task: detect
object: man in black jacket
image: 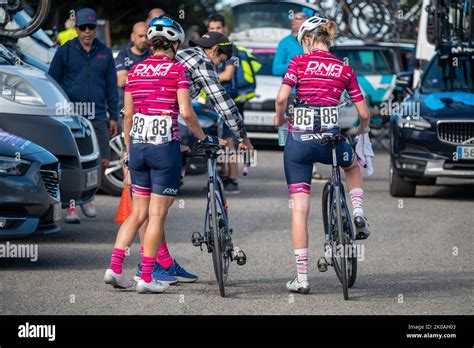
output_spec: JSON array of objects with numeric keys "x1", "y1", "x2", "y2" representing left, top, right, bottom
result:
[{"x1": 49, "y1": 8, "x2": 118, "y2": 223}]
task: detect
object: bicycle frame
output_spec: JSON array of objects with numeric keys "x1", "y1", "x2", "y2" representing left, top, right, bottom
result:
[{"x1": 202, "y1": 157, "x2": 229, "y2": 250}]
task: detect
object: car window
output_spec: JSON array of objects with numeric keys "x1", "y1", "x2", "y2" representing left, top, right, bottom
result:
[
  {"x1": 421, "y1": 55, "x2": 474, "y2": 92},
  {"x1": 331, "y1": 48, "x2": 392, "y2": 75},
  {"x1": 233, "y1": 2, "x2": 316, "y2": 32}
]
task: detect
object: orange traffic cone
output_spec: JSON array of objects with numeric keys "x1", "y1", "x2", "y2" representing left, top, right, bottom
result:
[{"x1": 114, "y1": 184, "x2": 133, "y2": 224}]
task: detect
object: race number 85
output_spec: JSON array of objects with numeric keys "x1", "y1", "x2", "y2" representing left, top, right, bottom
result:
[
  {"x1": 321, "y1": 108, "x2": 338, "y2": 124},
  {"x1": 295, "y1": 108, "x2": 313, "y2": 126}
]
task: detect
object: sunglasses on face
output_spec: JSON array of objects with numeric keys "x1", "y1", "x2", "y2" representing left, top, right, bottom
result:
[{"x1": 78, "y1": 24, "x2": 97, "y2": 31}]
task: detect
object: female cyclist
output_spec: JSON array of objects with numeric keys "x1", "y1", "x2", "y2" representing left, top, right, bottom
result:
[
  {"x1": 104, "y1": 16, "x2": 220, "y2": 293},
  {"x1": 274, "y1": 16, "x2": 372, "y2": 294}
]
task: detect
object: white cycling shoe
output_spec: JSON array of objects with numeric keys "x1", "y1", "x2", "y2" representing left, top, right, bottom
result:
[
  {"x1": 104, "y1": 269, "x2": 133, "y2": 289},
  {"x1": 286, "y1": 276, "x2": 310, "y2": 294},
  {"x1": 136, "y1": 279, "x2": 170, "y2": 294}
]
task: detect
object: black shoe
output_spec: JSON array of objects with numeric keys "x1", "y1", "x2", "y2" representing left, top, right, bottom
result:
[
  {"x1": 224, "y1": 180, "x2": 240, "y2": 194},
  {"x1": 354, "y1": 215, "x2": 371, "y2": 240}
]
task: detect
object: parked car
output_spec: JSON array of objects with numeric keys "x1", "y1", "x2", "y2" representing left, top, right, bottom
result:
[
  {"x1": 0, "y1": 44, "x2": 101, "y2": 208},
  {"x1": 0, "y1": 131, "x2": 61, "y2": 239},
  {"x1": 390, "y1": 50, "x2": 474, "y2": 197}
]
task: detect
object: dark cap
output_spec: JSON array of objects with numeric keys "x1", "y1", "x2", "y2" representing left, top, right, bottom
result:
[
  {"x1": 75, "y1": 8, "x2": 97, "y2": 27},
  {"x1": 189, "y1": 31, "x2": 233, "y2": 58}
]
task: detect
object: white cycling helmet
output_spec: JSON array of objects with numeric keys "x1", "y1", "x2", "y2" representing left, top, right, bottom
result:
[
  {"x1": 147, "y1": 16, "x2": 185, "y2": 44},
  {"x1": 296, "y1": 16, "x2": 330, "y2": 45}
]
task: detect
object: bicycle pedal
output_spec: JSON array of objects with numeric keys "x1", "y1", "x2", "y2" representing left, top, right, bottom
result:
[
  {"x1": 317, "y1": 257, "x2": 329, "y2": 272},
  {"x1": 191, "y1": 231, "x2": 203, "y2": 247},
  {"x1": 232, "y1": 247, "x2": 246, "y2": 266}
]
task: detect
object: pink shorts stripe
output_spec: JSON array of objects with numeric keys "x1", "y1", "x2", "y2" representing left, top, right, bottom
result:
[
  {"x1": 288, "y1": 183, "x2": 311, "y2": 195},
  {"x1": 132, "y1": 184, "x2": 151, "y2": 197}
]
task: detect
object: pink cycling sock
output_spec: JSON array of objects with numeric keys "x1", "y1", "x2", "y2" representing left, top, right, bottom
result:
[
  {"x1": 157, "y1": 242, "x2": 174, "y2": 269},
  {"x1": 141, "y1": 256, "x2": 155, "y2": 283},
  {"x1": 109, "y1": 247, "x2": 126, "y2": 274}
]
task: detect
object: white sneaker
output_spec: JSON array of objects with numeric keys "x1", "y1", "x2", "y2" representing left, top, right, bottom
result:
[
  {"x1": 286, "y1": 276, "x2": 310, "y2": 294},
  {"x1": 64, "y1": 207, "x2": 81, "y2": 224},
  {"x1": 80, "y1": 200, "x2": 97, "y2": 218},
  {"x1": 104, "y1": 269, "x2": 133, "y2": 289},
  {"x1": 136, "y1": 279, "x2": 170, "y2": 294}
]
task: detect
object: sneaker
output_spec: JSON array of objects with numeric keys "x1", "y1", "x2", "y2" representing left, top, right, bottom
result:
[
  {"x1": 224, "y1": 180, "x2": 240, "y2": 194},
  {"x1": 133, "y1": 263, "x2": 178, "y2": 285},
  {"x1": 286, "y1": 276, "x2": 310, "y2": 294},
  {"x1": 354, "y1": 214, "x2": 371, "y2": 240},
  {"x1": 64, "y1": 207, "x2": 80, "y2": 224},
  {"x1": 80, "y1": 200, "x2": 97, "y2": 218},
  {"x1": 136, "y1": 279, "x2": 169, "y2": 294},
  {"x1": 104, "y1": 269, "x2": 133, "y2": 289},
  {"x1": 166, "y1": 260, "x2": 198, "y2": 283}
]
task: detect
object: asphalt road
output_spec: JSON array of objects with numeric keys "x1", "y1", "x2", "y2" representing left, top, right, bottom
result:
[{"x1": 1, "y1": 149, "x2": 473, "y2": 315}]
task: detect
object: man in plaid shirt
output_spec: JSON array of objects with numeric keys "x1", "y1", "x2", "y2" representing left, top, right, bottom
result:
[{"x1": 175, "y1": 32, "x2": 253, "y2": 151}]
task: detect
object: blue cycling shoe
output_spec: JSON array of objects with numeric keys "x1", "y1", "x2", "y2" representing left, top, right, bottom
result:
[
  {"x1": 133, "y1": 263, "x2": 178, "y2": 285},
  {"x1": 166, "y1": 260, "x2": 198, "y2": 283}
]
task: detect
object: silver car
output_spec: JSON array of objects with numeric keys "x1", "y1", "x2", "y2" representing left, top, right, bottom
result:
[{"x1": 0, "y1": 45, "x2": 101, "y2": 209}]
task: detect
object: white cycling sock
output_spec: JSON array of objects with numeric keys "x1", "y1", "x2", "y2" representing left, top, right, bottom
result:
[
  {"x1": 294, "y1": 248, "x2": 308, "y2": 282},
  {"x1": 350, "y1": 188, "x2": 364, "y2": 217}
]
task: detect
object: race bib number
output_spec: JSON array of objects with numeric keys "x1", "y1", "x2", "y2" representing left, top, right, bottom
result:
[
  {"x1": 293, "y1": 107, "x2": 315, "y2": 131},
  {"x1": 130, "y1": 113, "x2": 173, "y2": 144},
  {"x1": 319, "y1": 107, "x2": 339, "y2": 130}
]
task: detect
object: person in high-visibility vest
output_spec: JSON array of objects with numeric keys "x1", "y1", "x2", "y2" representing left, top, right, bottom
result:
[{"x1": 57, "y1": 18, "x2": 78, "y2": 45}]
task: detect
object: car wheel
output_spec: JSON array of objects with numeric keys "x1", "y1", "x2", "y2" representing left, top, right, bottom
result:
[
  {"x1": 389, "y1": 160, "x2": 416, "y2": 197},
  {"x1": 101, "y1": 135, "x2": 125, "y2": 196}
]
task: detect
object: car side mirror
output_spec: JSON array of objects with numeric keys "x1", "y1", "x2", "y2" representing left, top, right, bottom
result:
[{"x1": 396, "y1": 71, "x2": 413, "y2": 96}]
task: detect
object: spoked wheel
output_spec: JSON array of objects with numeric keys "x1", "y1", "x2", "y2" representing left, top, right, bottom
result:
[
  {"x1": 337, "y1": 187, "x2": 357, "y2": 288},
  {"x1": 209, "y1": 181, "x2": 225, "y2": 297}
]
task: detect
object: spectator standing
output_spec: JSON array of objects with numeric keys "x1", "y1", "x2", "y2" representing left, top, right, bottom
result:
[{"x1": 49, "y1": 8, "x2": 119, "y2": 223}]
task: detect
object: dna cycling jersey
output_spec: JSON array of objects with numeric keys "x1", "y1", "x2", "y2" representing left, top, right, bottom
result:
[
  {"x1": 282, "y1": 49, "x2": 364, "y2": 133},
  {"x1": 125, "y1": 55, "x2": 191, "y2": 143}
]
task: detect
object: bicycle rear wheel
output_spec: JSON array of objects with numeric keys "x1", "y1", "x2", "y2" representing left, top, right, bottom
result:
[
  {"x1": 209, "y1": 180, "x2": 225, "y2": 297},
  {"x1": 334, "y1": 184, "x2": 349, "y2": 300}
]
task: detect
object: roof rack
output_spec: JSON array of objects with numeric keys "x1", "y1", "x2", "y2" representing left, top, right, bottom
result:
[{"x1": 430, "y1": 0, "x2": 474, "y2": 54}]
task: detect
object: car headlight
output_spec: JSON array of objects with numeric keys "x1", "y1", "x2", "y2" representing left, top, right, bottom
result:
[
  {"x1": 396, "y1": 115, "x2": 431, "y2": 130},
  {"x1": 0, "y1": 156, "x2": 31, "y2": 176},
  {"x1": 0, "y1": 72, "x2": 46, "y2": 106}
]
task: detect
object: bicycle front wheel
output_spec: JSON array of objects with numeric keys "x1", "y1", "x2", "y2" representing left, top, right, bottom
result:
[{"x1": 209, "y1": 181, "x2": 225, "y2": 297}]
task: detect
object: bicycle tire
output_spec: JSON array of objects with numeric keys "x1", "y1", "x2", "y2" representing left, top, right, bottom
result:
[
  {"x1": 209, "y1": 180, "x2": 225, "y2": 297},
  {"x1": 323, "y1": 180, "x2": 357, "y2": 293},
  {"x1": 216, "y1": 178, "x2": 231, "y2": 282},
  {"x1": 334, "y1": 183, "x2": 349, "y2": 300},
  {"x1": 340, "y1": 185, "x2": 358, "y2": 288},
  {"x1": 0, "y1": 0, "x2": 51, "y2": 39}
]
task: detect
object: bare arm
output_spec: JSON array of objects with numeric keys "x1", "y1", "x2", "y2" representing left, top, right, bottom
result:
[
  {"x1": 123, "y1": 92, "x2": 134, "y2": 152},
  {"x1": 274, "y1": 84, "x2": 292, "y2": 127},
  {"x1": 219, "y1": 64, "x2": 235, "y2": 83},
  {"x1": 353, "y1": 100, "x2": 371, "y2": 133},
  {"x1": 117, "y1": 70, "x2": 128, "y2": 88},
  {"x1": 177, "y1": 89, "x2": 206, "y2": 141}
]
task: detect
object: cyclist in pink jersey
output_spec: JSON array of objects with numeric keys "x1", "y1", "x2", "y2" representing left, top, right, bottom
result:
[
  {"x1": 104, "y1": 16, "x2": 222, "y2": 293},
  {"x1": 274, "y1": 17, "x2": 372, "y2": 294}
]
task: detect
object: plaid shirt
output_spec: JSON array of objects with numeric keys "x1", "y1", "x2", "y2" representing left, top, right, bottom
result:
[{"x1": 175, "y1": 47, "x2": 247, "y2": 139}]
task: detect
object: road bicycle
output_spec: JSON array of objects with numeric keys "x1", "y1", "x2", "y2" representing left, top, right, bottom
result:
[
  {"x1": 317, "y1": 134, "x2": 359, "y2": 300},
  {"x1": 189, "y1": 142, "x2": 249, "y2": 297}
]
